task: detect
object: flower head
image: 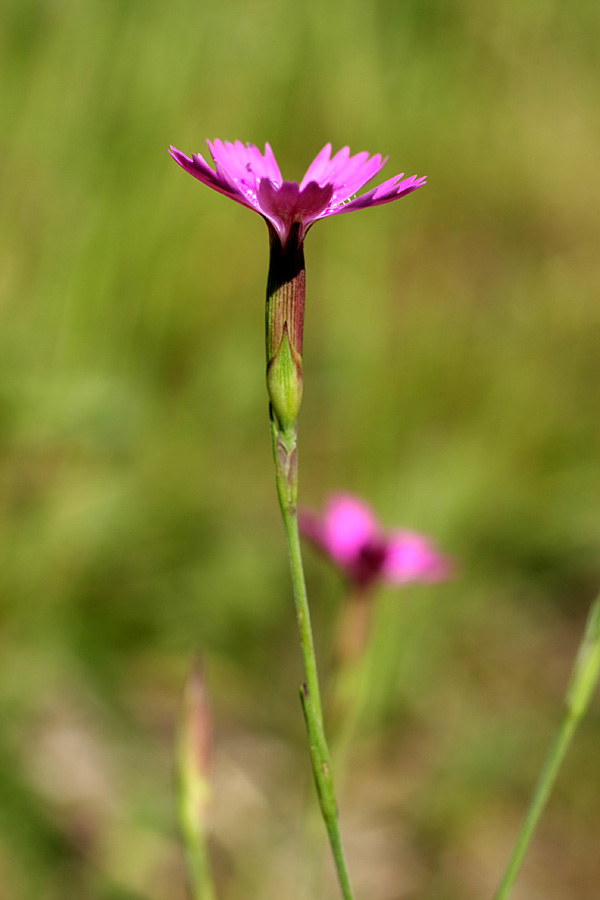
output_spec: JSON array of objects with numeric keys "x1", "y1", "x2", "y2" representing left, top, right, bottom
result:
[
  {"x1": 300, "y1": 493, "x2": 450, "y2": 591},
  {"x1": 169, "y1": 140, "x2": 426, "y2": 246},
  {"x1": 170, "y1": 140, "x2": 426, "y2": 435}
]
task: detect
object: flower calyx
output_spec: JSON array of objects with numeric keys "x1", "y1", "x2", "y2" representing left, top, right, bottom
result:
[{"x1": 267, "y1": 321, "x2": 303, "y2": 433}]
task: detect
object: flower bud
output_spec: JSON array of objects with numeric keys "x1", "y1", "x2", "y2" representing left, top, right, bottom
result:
[{"x1": 267, "y1": 323, "x2": 303, "y2": 431}]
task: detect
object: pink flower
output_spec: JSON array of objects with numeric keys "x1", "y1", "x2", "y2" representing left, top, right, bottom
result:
[
  {"x1": 300, "y1": 494, "x2": 450, "y2": 590},
  {"x1": 169, "y1": 140, "x2": 426, "y2": 433},
  {"x1": 169, "y1": 140, "x2": 426, "y2": 246}
]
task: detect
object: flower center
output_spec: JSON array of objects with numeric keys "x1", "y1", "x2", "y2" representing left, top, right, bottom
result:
[{"x1": 351, "y1": 540, "x2": 387, "y2": 587}]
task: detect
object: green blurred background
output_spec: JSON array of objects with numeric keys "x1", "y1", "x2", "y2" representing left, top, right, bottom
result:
[{"x1": 1, "y1": 0, "x2": 599, "y2": 897}]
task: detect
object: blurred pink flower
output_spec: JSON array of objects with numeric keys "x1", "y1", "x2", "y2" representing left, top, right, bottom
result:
[
  {"x1": 169, "y1": 140, "x2": 426, "y2": 246},
  {"x1": 300, "y1": 494, "x2": 450, "y2": 590}
]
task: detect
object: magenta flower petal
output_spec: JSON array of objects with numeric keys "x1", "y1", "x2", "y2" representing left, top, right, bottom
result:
[
  {"x1": 257, "y1": 179, "x2": 334, "y2": 241},
  {"x1": 329, "y1": 153, "x2": 387, "y2": 204},
  {"x1": 329, "y1": 173, "x2": 427, "y2": 216},
  {"x1": 207, "y1": 139, "x2": 263, "y2": 206},
  {"x1": 300, "y1": 144, "x2": 384, "y2": 187},
  {"x1": 322, "y1": 494, "x2": 379, "y2": 566},
  {"x1": 382, "y1": 531, "x2": 451, "y2": 584},
  {"x1": 208, "y1": 139, "x2": 283, "y2": 191},
  {"x1": 168, "y1": 146, "x2": 256, "y2": 210},
  {"x1": 258, "y1": 179, "x2": 300, "y2": 219},
  {"x1": 296, "y1": 181, "x2": 336, "y2": 218},
  {"x1": 298, "y1": 143, "x2": 333, "y2": 188},
  {"x1": 247, "y1": 142, "x2": 283, "y2": 184},
  {"x1": 300, "y1": 145, "x2": 387, "y2": 206}
]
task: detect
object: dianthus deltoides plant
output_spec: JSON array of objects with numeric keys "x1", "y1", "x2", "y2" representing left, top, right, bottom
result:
[{"x1": 170, "y1": 140, "x2": 600, "y2": 900}]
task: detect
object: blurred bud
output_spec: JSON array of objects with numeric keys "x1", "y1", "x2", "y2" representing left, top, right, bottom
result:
[
  {"x1": 177, "y1": 660, "x2": 213, "y2": 837},
  {"x1": 567, "y1": 599, "x2": 600, "y2": 718}
]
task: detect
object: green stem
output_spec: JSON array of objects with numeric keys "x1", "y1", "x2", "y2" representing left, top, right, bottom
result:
[
  {"x1": 176, "y1": 664, "x2": 217, "y2": 900},
  {"x1": 300, "y1": 683, "x2": 356, "y2": 900},
  {"x1": 176, "y1": 748, "x2": 217, "y2": 900},
  {"x1": 180, "y1": 826, "x2": 216, "y2": 900},
  {"x1": 270, "y1": 415, "x2": 356, "y2": 900},
  {"x1": 494, "y1": 597, "x2": 600, "y2": 900}
]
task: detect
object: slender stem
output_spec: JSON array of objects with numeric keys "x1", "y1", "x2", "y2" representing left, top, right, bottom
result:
[
  {"x1": 176, "y1": 663, "x2": 217, "y2": 900},
  {"x1": 179, "y1": 819, "x2": 217, "y2": 900},
  {"x1": 176, "y1": 739, "x2": 217, "y2": 900},
  {"x1": 270, "y1": 415, "x2": 356, "y2": 900},
  {"x1": 271, "y1": 421, "x2": 323, "y2": 721},
  {"x1": 300, "y1": 683, "x2": 356, "y2": 900},
  {"x1": 494, "y1": 597, "x2": 600, "y2": 900}
]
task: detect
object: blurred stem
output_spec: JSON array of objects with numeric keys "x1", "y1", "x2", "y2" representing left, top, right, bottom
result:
[
  {"x1": 336, "y1": 587, "x2": 375, "y2": 672},
  {"x1": 176, "y1": 750, "x2": 217, "y2": 900},
  {"x1": 494, "y1": 597, "x2": 600, "y2": 900},
  {"x1": 270, "y1": 415, "x2": 356, "y2": 900},
  {"x1": 179, "y1": 822, "x2": 216, "y2": 900},
  {"x1": 328, "y1": 587, "x2": 377, "y2": 776}
]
